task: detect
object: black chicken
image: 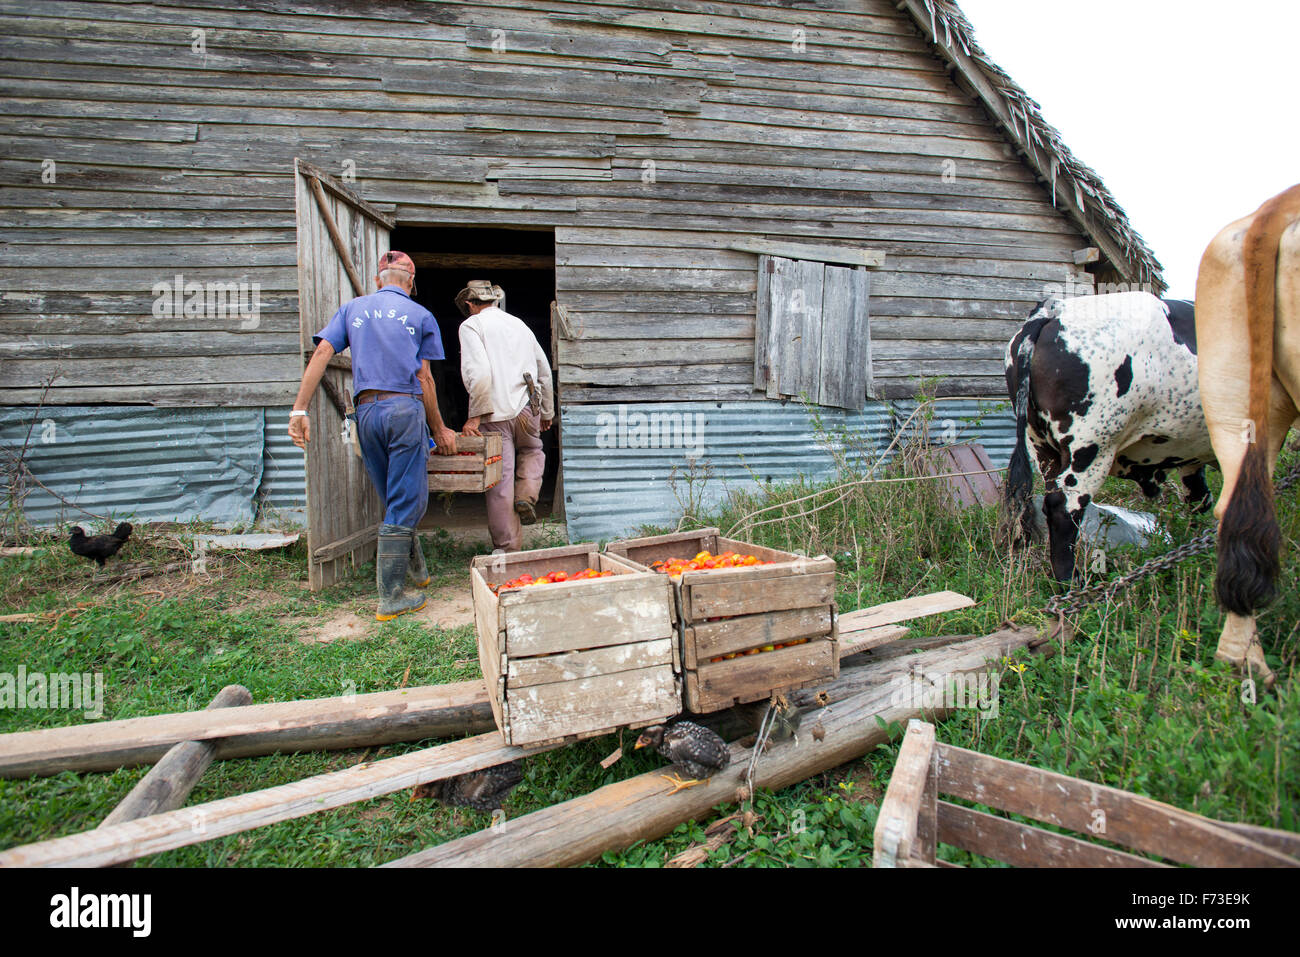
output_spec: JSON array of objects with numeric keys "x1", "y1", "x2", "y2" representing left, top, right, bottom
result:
[
  {"x1": 635, "y1": 721, "x2": 731, "y2": 794},
  {"x1": 412, "y1": 761, "x2": 524, "y2": 811},
  {"x1": 68, "y1": 522, "x2": 133, "y2": 566}
]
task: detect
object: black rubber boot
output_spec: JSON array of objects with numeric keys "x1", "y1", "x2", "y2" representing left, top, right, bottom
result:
[
  {"x1": 408, "y1": 530, "x2": 430, "y2": 588},
  {"x1": 376, "y1": 524, "x2": 427, "y2": 621}
]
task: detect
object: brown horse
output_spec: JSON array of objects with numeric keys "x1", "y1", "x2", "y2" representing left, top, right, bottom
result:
[{"x1": 1196, "y1": 184, "x2": 1300, "y2": 686}]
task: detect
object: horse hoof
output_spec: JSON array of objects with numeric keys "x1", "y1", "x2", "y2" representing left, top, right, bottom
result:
[{"x1": 1214, "y1": 614, "x2": 1276, "y2": 689}]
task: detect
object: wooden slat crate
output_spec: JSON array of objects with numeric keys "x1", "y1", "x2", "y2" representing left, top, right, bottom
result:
[
  {"x1": 874, "y1": 720, "x2": 1300, "y2": 868},
  {"x1": 606, "y1": 528, "x2": 837, "y2": 713},
  {"x1": 428, "y1": 433, "x2": 503, "y2": 493},
  {"x1": 470, "y1": 542, "x2": 681, "y2": 747}
]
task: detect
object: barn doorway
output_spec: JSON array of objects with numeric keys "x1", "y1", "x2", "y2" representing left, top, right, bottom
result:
[{"x1": 387, "y1": 225, "x2": 560, "y2": 536}]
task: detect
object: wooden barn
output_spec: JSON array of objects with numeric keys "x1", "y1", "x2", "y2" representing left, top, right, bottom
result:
[{"x1": 0, "y1": 0, "x2": 1163, "y2": 577}]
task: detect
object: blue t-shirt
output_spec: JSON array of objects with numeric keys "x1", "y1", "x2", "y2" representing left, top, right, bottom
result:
[{"x1": 312, "y1": 286, "x2": 445, "y2": 397}]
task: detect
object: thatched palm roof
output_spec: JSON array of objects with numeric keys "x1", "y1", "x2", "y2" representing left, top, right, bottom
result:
[{"x1": 901, "y1": 0, "x2": 1165, "y2": 293}]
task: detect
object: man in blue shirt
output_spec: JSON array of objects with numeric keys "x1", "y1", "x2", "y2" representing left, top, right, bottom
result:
[{"x1": 289, "y1": 250, "x2": 457, "y2": 621}]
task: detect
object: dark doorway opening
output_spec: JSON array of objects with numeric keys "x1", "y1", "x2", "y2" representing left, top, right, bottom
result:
[{"x1": 388, "y1": 224, "x2": 559, "y2": 534}]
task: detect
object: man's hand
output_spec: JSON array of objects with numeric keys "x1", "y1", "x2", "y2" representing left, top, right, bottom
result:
[
  {"x1": 463, "y1": 416, "x2": 483, "y2": 437},
  {"x1": 541, "y1": 418, "x2": 553, "y2": 431},
  {"x1": 433, "y1": 425, "x2": 458, "y2": 456},
  {"x1": 288, "y1": 341, "x2": 334, "y2": 449},
  {"x1": 289, "y1": 413, "x2": 311, "y2": 449}
]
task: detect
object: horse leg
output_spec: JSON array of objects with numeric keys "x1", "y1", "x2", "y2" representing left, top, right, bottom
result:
[
  {"x1": 1046, "y1": 440, "x2": 1123, "y2": 583},
  {"x1": 1197, "y1": 217, "x2": 1276, "y2": 685},
  {"x1": 1215, "y1": 614, "x2": 1273, "y2": 689},
  {"x1": 1038, "y1": 438, "x2": 1079, "y2": 582},
  {"x1": 1042, "y1": 486, "x2": 1078, "y2": 583}
]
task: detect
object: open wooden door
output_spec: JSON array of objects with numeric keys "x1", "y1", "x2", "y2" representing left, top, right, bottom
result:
[
  {"x1": 294, "y1": 158, "x2": 395, "y2": 590},
  {"x1": 549, "y1": 300, "x2": 571, "y2": 521}
]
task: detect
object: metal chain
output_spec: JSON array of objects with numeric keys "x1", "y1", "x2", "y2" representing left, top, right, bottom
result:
[{"x1": 1041, "y1": 456, "x2": 1300, "y2": 618}]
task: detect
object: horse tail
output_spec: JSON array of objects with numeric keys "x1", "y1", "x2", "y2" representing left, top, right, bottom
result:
[
  {"x1": 1215, "y1": 184, "x2": 1300, "y2": 614},
  {"x1": 1004, "y1": 303, "x2": 1057, "y2": 546}
]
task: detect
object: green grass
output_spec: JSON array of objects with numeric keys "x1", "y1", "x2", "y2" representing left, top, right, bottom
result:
[{"x1": 1, "y1": 421, "x2": 1297, "y2": 867}]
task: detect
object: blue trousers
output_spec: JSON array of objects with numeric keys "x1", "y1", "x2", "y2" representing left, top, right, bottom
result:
[{"x1": 355, "y1": 396, "x2": 429, "y2": 528}]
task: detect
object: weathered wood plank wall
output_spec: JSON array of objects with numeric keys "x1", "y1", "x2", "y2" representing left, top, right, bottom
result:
[{"x1": 0, "y1": 0, "x2": 1097, "y2": 406}]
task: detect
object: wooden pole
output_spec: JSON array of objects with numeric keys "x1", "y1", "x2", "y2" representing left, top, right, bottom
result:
[
  {"x1": 99, "y1": 685, "x2": 252, "y2": 829},
  {"x1": 0, "y1": 732, "x2": 555, "y2": 868},
  {"x1": 383, "y1": 626, "x2": 1039, "y2": 868},
  {"x1": 0, "y1": 681, "x2": 495, "y2": 778},
  {"x1": 307, "y1": 173, "x2": 366, "y2": 297},
  {"x1": 792, "y1": 623, "x2": 1035, "y2": 708},
  {"x1": 318, "y1": 373, "x2": 351, "y2": 420}
]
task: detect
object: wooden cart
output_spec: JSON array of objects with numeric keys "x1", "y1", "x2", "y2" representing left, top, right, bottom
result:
[
  {"x1": 606, "y1": 528, "x2": 837, "y2": 713},
  {"x1": 874, "y1": 720, "x2": 1300, "y2": 868},
  {"x1": 470, "y1": 543, "x2": 681, "y2": 747},
  {"x1": 428, "y1": 433, "x2": 503, "y2": 493}
]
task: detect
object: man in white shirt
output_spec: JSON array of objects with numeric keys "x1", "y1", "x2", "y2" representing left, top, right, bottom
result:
[{"x1": 456, "y1": 280, "x2": 555, "y2": 551}]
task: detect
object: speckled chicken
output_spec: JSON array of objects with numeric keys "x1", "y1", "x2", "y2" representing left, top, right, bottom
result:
[
  {"x1": 412, "y1": 761, "x2": 523, "y2": 811},
  {"x1": 635, "y1": 721, "x2": 731, "y2": 794}
]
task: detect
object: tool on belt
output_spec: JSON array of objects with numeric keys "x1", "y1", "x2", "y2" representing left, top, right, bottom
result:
[
  {"x1": 522, "y1": 372, "x2": 542, "y2": 416},
  {"x1": 317, "y1": 371, "x2": 364, "y2": 460},
  {"x1": 343, "y1": 390, "x2": 362, "y2": 460}
]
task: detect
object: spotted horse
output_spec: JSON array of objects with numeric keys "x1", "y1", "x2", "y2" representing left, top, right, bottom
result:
[{"x1": 1005, "y1": 291, "x2": 1216, "y2": 581}]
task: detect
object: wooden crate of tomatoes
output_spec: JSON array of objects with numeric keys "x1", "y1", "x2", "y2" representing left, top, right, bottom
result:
[
  {"x1": 427, "y1": 433, "x2": 503, "y2": 493},
  {"x1": 470, "y1": 542, "x2": 681, "y2": 747},
  {"x1": 606, "y1": 528, "x2": 837, "y2": 713}
]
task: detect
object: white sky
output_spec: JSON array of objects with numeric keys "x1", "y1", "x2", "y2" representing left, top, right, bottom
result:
[{"x1": 955, "y1": 0, "x2": 1299, "y2": 299}]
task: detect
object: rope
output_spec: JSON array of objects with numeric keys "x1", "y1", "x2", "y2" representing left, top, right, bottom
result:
[
  {"x1": 727, "y1": 466, "x2": 1004, "y2": 539},
  {"x1": 724, "y1": 400, "x2": 984, "y2": 539},
  {"x1": 743, "y1": 699, "x2": 778, "y2": 805}
]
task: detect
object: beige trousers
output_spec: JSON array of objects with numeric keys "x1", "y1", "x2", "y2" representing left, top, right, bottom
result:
[{"x1": 481, "y1": 409, "x2": 545, "y2": 551}]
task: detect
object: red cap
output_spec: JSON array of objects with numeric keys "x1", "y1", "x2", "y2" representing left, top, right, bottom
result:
[{"x1": 377, "y1": 250, "x2": 415, "y2": 275}]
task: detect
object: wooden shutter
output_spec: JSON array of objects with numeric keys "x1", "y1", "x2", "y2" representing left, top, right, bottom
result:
[
  {"x1": 822, "y1": 263, "x2": 873, "y2": 409},
  {"x1": 755, "y1": 255, "x2": 872, "y2": 410},
  {"x1": 294, "y1": 158, "x2": 395, "y2": 590}
]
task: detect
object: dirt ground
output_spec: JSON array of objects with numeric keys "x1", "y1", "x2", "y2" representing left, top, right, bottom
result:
[
  {"x1": 299, "y1": 577, "x2": 476, "y2": 644},
  {"x1": 292, "y1": 514, "x2": 563, "y2": 644}
]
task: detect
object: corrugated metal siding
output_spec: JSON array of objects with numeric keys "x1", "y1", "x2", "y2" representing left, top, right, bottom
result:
[
  {"x1": 259, "y1": 408, "x2": 307, "y2": 521},
  {"x1": 0, "y1": 406, "x2": 265, "y2": 527},
  {"x1": 890, "y1": 399, "x2": 1017, "y2": 469},
  {"x1": 2, "y1": 400, "x2": 1009, "y2": 539},
  {"x1": 561, "y1": 400, "x2": 895, "y2": 543},
  {"x1": 560, "y1": 398, "x2": 1016, "y2": 542}
]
